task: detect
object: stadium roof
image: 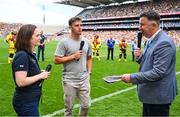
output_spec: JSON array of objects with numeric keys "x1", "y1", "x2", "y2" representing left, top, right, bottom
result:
[{"x1": 54, "y1": 0, "x2": 138, "y2": 8}]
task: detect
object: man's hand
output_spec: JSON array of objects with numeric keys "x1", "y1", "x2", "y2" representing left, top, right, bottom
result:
[
  {"x1": 73, "y1": 50, "x2": 83, "y2": 60},
  {"x1": 134, "y1": 48, "x2": 142, "y2": 58},
  {"x1": 121, "y1": 74, "x2": 131, "y2": 83}
]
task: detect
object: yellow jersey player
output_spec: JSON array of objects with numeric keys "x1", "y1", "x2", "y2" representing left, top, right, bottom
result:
[
  {"x1": 6, "y1": 31, "x2": 17, "y2": 63},
  {"x1": 92, "y1": 35, "x2": 101, "y2": 60},
  {"x1": 119, "y1": 38, "x2": 128, "y2": 62}
]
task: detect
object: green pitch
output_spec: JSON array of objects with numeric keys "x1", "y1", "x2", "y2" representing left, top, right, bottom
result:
[{"x1": 0, "y1": 38, "x2": 180, "y2": 116}]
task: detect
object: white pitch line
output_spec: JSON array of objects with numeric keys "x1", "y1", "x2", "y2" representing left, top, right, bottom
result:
[
  {"x1": 43, "y1": 71, "x2": 180, "y2": 117},
  {"x1": 42, "y1": 86, "x2": 136, "y2": 117}
]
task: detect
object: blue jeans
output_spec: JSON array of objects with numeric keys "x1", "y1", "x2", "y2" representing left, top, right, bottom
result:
[
  {"x1": 37, "y1": 46, "x2": 45, "y2": 61},
  {"x1": 13, "y1": 91, "x2": 41, "y2": 116}
]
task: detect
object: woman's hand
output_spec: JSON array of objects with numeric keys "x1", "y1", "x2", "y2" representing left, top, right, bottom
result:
[{"x1": 39, "y1": 71, "x2": 50, "y2": 80}]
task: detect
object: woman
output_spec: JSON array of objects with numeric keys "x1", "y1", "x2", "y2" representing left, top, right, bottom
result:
[{"x1": 12, "y1": 24, "x2": 49, "y2": 116}]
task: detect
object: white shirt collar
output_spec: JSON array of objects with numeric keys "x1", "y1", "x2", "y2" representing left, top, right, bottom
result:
[{"x1": 148, "y1": 29, "x2": 161, "y2": 44}]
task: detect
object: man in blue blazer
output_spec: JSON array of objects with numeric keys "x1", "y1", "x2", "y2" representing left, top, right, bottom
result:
[{"x1": 121, "y1": 11, "x2": 178, "y2": 116}]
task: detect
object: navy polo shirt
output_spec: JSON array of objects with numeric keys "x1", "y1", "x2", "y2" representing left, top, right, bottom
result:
[{"x1": 12, "y1": 50, "x2": 42, "y2": 93}]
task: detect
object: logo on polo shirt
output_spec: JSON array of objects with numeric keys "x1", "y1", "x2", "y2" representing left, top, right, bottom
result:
[{"x1": 20, "y1": 65, "x2": 24, "y2": 68}]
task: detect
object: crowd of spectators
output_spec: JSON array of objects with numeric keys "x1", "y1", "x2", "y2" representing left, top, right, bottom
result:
[
  {"x1": 83, "y1": 23, "x2": 138, "y2": 29},
  {"x1": 0, "y1": 22, "x2": 179, "y2": 45},
  {"x1": 82, "y1": 21, "x2": 179, "y2": 30},
  {"x1": 162, "y1": 22, "x2": 180, "y2": 29},
  {"x1": 167, "y1": 30, "x2": 180, "y2": 45},
  {"x1": 78, "y1": 0, "x2": 180, "y2": 19},
  {"x1": 81, "y1": 30, "x2": 180, "y2": 45},
  {"x1": 1, "y1": 22, "x2": 179, "y2": 45},
  {"x1": 82, "y1": 30, "x2": 136, "y2": 43},
  {"x1": 55, "y1": 30, "x2": 179, "y2": 46},
  {"x1": 0, "y1": 22, "x2": 22, "y2": 38}
]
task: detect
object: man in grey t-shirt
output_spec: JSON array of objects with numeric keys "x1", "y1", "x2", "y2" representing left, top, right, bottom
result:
[{"x1": 54, "y1": 17, "x2": 92, "y2": 117}]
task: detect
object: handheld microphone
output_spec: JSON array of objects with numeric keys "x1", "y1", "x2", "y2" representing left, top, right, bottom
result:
[
  {"x1": 40, "y1": 64, "x2": 52, "y2": 86},
  {"x1": 79, "y1": 41, "x2": 85, "y2": 50},
  {"x1": 77, "y1": 41, "x2": 85, "y2": 61},
  {"x1": 45, "y1": 64, "x2": 52, "y2": 72},
  {"x1": 137, "y1": 32, "x2": 142, "y2": 48}
]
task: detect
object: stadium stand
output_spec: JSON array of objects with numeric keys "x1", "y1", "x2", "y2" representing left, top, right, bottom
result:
[
  {"x1": 55, "y1": 0, "x2": 180, "y2": 45},
  {"x1": 77, "y1": 0, "x2": 179, "y2": 19},
  {"x1": 1, "y1": 0, "x2": 179, "y2": 45}
]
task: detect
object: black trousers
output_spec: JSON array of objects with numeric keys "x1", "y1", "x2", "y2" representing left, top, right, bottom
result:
[
  {"x1": 143, "y1": 103, "x2": 171, "y2": 117},
  {"x1": 119, "y1": 49, "x2": 127, "y2": 59},
  {"x1": 107, "y1": 48, "x2": 114, "y2": 60},
  {"x1": 132, "y1": 52, "x2": 135, "y2": 62}
]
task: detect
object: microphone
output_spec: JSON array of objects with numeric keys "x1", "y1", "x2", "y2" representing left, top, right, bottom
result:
[
  {"x1": 45, "y1": 64, "x2": 52, "y2": 72},
  {"x1": 79, "y1": 41, "x2": 85, "y2": 50},
  {"x1": 41, "y1": 64, "x2": 52, "y2": 83},
  {"x1": 77, "y1": 41, "x2": 85, "y2": 61},
  {"x1": 137, "y1": 32, "x2": 142, "y2": 48}
]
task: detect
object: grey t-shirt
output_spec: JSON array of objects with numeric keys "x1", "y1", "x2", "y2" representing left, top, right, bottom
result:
[{"x1": 55, "y1": 37, "x2": 92, "y2": 82}]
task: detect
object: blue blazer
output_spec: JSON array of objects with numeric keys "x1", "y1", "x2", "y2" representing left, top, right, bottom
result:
[{"x1": 131, "y1": 30, "x2": 178, "y2": 104}]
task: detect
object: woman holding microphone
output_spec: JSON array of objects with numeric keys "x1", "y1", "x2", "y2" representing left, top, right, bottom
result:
[{"x1": 12, "y1": 24, "x2": 50, "y2": 116}]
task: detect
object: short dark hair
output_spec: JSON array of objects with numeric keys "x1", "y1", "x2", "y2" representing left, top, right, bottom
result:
[
  {"x1": 15, "y1": 24, "x2": 37, "y2": 52},
  {"x1": 68, "y1": 16, "x2": 82, "y2": 26},
  {"x1": 140, "y1": 11, "x2": 160, "y2": 25}
]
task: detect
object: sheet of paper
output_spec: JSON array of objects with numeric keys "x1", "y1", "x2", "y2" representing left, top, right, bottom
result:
[{"x1": 103, "y1": 75, "x2": 122, "y2": 83}]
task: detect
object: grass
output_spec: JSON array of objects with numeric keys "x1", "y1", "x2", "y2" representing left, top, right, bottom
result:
[{"x1": 0, "y1": 38, "x2": 180, "y2": 116}]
